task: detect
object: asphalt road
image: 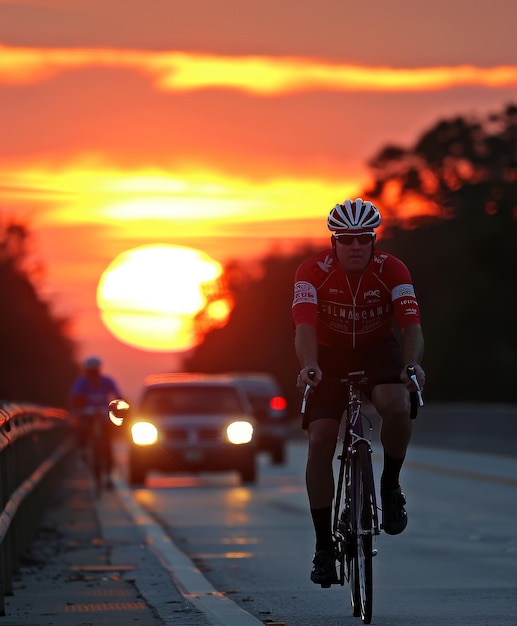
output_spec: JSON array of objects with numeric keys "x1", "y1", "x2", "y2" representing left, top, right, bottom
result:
[{"x1": 110, "y1": 403, "x2": 517, "y2": 626}]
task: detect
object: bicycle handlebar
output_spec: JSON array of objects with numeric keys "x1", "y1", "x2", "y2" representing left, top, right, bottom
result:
[{"x1": 301, "y1": 366, "x2": 424, "y2": 417}]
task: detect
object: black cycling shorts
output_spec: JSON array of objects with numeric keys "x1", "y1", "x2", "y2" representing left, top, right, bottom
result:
[{"x1": 301, "y1": 334, "x2": 404, "y2": 430}]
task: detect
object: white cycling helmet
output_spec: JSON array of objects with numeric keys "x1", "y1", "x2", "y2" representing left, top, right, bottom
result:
[{"x1": 327, "y1": 198, "x2": 382, "y2": 232}]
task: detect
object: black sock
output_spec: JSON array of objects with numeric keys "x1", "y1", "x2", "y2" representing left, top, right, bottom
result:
[
  {"x1": 381, "y1": 452, "x2": 404, "y2": 491},
  {"x1": 310, "y1": 506, "x2": 333, "y2": 551}
]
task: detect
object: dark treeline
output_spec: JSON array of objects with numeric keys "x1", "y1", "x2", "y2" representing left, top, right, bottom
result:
[
  {"x1": 186, "y1": 104, "x2": 517, "y2": 410},
  {"x1": 0, "y1": 222, "x2": 78, "y2": 406}
]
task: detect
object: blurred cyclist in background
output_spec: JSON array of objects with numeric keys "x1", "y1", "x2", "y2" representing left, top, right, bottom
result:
[
  {"x1": 69, "y1": 356, "x2": 125, "y2": 489},
  {"x1": 292, "y1": 198, "x2": 425, "y2": 587}
]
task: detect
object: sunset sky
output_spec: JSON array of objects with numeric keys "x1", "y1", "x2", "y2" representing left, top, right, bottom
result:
[{"x1": 1, "y1": 0, "x2": 516, "y2": 398}]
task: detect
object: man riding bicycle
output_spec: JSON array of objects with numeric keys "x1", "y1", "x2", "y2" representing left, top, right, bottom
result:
[
  {"x1": 292, "y1": 198, "x2": 425, "y2": 587},
  {"x1": 69, "y1": 356, "x2": 125, "y2": 489}
]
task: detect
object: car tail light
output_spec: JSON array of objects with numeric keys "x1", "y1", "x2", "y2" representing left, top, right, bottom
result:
[{"x1": 269, "y1": 396, "x2": 287, "y2": 411}]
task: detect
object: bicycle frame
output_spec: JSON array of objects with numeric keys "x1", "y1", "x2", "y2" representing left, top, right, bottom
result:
[
  {"x1": 83, "y1": 407, "x2": 112, "y2": 497},
  {"x1": 333, "y1": 370, "x2": 379, "y2": 536}
]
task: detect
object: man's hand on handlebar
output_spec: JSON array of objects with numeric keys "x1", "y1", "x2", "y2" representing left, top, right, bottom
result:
[
  {"x1": 403, "y1": 364, "x2": 425, "y2": 407},
  {"x1": 401, "y1": 364, "x2": 425, "y2": 392},
  {"x1": 297, "y1": 365, "x2": 322, "y2": 391},
  {"x1": 300, "y1": 367, "x2": 320, "y2": 415}
]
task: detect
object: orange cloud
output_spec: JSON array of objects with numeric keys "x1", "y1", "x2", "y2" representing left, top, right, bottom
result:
[
  {"x1": 2, "y1": 161, "x2": 363, "y2": 235},
  {"x1": 1, "y1": 44, "x2": 516, "y2": 94}
]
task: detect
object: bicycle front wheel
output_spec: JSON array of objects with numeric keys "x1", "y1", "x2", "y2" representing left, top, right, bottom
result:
[{"x1": 349, "y1": 441, "x2": 375, "y2": 624}]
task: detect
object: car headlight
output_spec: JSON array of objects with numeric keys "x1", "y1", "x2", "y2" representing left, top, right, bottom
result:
[
  {"x1": 226, "y1": 421, "x2": 254, "y2": 445},
  {"x1": 131, "y1": 421, "x2": 158, "y2": 446}
]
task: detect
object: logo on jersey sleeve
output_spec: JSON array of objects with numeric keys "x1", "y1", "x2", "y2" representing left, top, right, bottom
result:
[
  {"x1": 391, "y1": 283, "x2": 420, "y2": 323},
  {"x1": 293, "y1": 281, "x2": 317, "y2": 307},
  {"x1": 391, "y1": 284, "x2": 416, "y2": 300}
]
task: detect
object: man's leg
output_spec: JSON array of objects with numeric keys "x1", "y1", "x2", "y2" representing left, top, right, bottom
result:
[
  {"x1": 372, "y1": 383, "x2": 412, "y2": 535},
  {"x1": 306, "y1": 418, "x2": 339, "y2": 585},
  {"x1": 306, "y1": 418, "x2": 339, "y2": 510}
]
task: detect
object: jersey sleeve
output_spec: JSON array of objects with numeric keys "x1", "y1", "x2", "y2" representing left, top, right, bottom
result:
[
  {"x1": 387, "y1": 258, "x2": 421, "y2": 328},
  {"x1": 292, "y1": 264, "x2": 318, "y2": 328}
]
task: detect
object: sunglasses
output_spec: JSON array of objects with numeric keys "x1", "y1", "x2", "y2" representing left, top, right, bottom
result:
[{"x1": 334, "y1": 234, "x2": 375, "y2": 246}]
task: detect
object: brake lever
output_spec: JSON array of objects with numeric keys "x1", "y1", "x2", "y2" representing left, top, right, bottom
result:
[
  {"x1": 407, "y1": 365, "x2": 424, "y2": 407},
  {"x1": 301, "y1": 369, "x2": 316, "y2": 415}
]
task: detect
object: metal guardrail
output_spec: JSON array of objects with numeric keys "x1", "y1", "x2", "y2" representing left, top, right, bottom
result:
[{"x1": 0, "y1": 402, "x2": 75, "y2": 616}]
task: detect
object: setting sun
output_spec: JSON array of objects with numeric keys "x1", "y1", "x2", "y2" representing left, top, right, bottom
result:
[{"x1": 96, "y1": 244, "x2": 232, "y2": 352}]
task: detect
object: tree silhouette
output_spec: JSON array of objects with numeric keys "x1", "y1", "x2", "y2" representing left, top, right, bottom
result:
[
  {"x1": 366, "y1": 104, "x2": 517, "y2": 225},
  {"x1": 367, "y1": 103, "x2": 517, "y2": 401},
  {"x1": 186, "y1": 103, "x2": 517, "y2": 404},
  {"x1": 0, "y1": 218, "x2": 79, "y2": 405}
]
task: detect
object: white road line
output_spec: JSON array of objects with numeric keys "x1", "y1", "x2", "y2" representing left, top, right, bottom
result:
[{"x1": 112, "y1": 475, "x2": 265, "y2": 626}]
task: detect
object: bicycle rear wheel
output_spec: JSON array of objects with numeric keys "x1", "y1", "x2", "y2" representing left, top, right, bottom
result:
[{"x1": 349, "y1": 441, "x2": 375, "y2": 624}]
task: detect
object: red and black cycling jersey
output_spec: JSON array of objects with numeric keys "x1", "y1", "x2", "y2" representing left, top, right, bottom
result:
[{"x1": 292, "y1": 248, "x2": 421, "y2": 349}]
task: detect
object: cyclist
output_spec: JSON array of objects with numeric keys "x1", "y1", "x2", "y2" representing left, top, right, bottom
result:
[
  {"x1": 292, "y1": 198, "x2": 425, "y2": 587},
  {"x1": 69, "y1": 356, "x2": 125, "y2": 489}
]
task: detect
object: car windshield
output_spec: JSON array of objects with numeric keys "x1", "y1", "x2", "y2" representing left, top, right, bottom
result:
[{"x1": 140, "y1": 385, "x2": 244, "y2": 415}]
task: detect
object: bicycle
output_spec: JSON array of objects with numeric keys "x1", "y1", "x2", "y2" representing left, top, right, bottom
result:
[
  {"x1": 79, "y1": 399, "x2": 129, "y2": 498},
  {"x1": 302, "y1": 366, "x2": 423, "y2": 624}
]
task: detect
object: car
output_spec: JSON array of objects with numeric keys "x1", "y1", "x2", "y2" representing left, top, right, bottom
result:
[
  {"x1": 127, "y1": 373, "x2": 257, "y2": 486},
  {"x1": 226, "y1": 372, "x2": 289, "y2": 464}
]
